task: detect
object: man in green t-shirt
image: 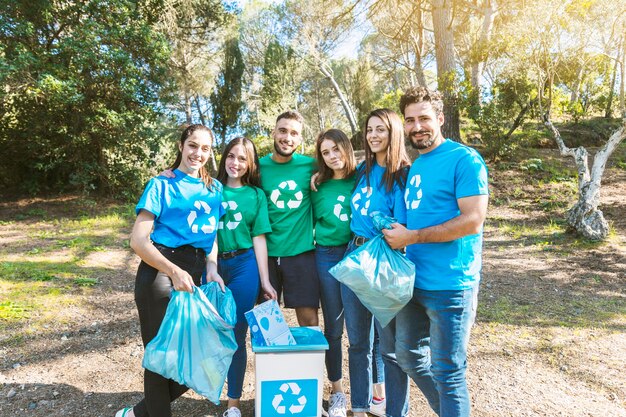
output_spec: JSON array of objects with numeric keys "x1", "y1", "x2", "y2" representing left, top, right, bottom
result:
[{"x1": 259, "y1": 110, "x2": 319, "y2": 326}]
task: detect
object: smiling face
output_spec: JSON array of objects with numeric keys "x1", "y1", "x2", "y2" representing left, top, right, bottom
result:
[
  {"x1": 224, "y1": 144, "x2": 248, "y2": 181},
  {"x1": 177, "y1": 130, "x2": 212, "y2": 176},
  {"x1": 403, "y1": 101, "x2": 444, "y2": 153},
  {"x1": 366, "y1": 116, "x2": 390, "y2": 157},
  {"x1": 272, "y1": 117, "x2": 303, "y2": 159},
  {"x1": 320, "y1": 138, "x2": 346, "y2": 176}
]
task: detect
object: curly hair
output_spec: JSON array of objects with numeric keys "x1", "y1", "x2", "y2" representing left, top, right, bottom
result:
[{"x1": 399, "y1": 86, "x2": 444, "y2": 116}]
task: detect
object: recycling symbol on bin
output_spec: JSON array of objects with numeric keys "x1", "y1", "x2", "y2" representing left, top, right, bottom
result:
[
  {"x1": 187, "y1": 200, "x2": 217, "y2": 234},
  {"x1": 404, "y1": 174, "x2": 422, "y2": 210},
  {"x1": 270, "y1": 180, "x2": 303, "y2": 209},
  {"x1": 351, "y1": 186, "x2": 372, "y2": 216},
  {"x1": 272, "y1": 382, "x2": 307, "y2": 414},
  {"x1": 219, "y1": 200, "x2": 242, "y2": 230}
]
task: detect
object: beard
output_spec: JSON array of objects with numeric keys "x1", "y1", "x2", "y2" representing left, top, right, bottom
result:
[
  {"x1": 274, "y1": 140, "x2": 296, "y2": 157},
  {"x1": 408, "y1": 131, "x2": 436, "y2": 150}
]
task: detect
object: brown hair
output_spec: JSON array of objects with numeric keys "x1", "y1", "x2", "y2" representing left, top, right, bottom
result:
[
  {"x1": 169, "y1": 124, "x2": 215, "y2": 189},
  {"x1": 361, "y1": 108, "x2": 410, "y2": 192},
  {"x1": 399, "y1": 86, "x2": 444, "y2": 117},
  {"x1": 276, "y1": 110, "x2": 304, "y2": 125},
  {"x1": 314, "y1": 129, "x2": 357, "y2": 184},
  {"x1": 216, "y1": 137, "x2": 262, "y2": 188}
]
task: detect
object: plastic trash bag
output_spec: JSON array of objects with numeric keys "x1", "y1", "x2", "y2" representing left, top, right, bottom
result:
[
  {"x1": 142, "y1": 282, "x2": 238, "y2": 404},
  {"x1": 330, "y1": 212, "x2": 415, "y2": 327}
]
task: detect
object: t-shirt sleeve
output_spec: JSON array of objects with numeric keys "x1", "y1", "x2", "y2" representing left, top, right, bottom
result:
[
  {"x1": 455, "y1": 151, "x2": 489, "y2": 199},
  {"x1": 135, "y1": 178, "x2": 162, "y2": 218},
  {"x1": 392, "y1": 183, "x2": 407, "y2": 225},
  {"x1": 251, "y1": 187, "x2": 272, "y2": 236}
]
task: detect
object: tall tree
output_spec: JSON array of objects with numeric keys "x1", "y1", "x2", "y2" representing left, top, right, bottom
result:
[{"x1": 210, "y1": 37, "x2": 245, "y2": 150}]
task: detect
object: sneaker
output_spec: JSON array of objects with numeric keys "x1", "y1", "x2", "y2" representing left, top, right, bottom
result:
[
  {"x1": 369, "y1": 398, "x2": 386, "y2": 417},
  {"x1": 328, "y1": 392, "x2": 347, "y2": 417},
  {"x1": 223, "y1": 407, "x2": 242, "y2": 417},
  {"x1": 115, "y1": 408, "x2": 133, "y2": 417}
]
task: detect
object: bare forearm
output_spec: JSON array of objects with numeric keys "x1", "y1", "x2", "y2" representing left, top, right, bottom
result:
[
  {"x1": 411, "y1": 212, "x2": 484, "y2": 244},
  {"x1": 253, "y1": 235, "x2": 270, "y2": 285}
]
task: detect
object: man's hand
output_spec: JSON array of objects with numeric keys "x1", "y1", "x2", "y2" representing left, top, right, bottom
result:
[
  {"x1": 382, "y1": 223, "x2": 416, "y2": 249},
  {"x1": 310, "y1": 172, "x2": 320, "y2": 192}
]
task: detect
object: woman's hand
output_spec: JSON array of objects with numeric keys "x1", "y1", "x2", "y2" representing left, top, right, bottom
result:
[
  {"x1": 260, "y1": 280, "x2": 278, "y2": 301},
  {"x1": 310, "y1": 172, "x2": 320, "y2": 192},
  {"x1": 206, "y1": 270, "x2": 226, "y2": 292},
  {"x1": 169, "y1": 267, "x2": 195, "y2": 293},
  {"x1": 159, "y1": 169, "x2": 175, "y2": 178}
]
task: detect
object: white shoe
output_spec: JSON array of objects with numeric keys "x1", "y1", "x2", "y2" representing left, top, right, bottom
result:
[
  {"x1": 328, "y1": 392, "x2": 347, "y2": 417},
  {"x1": 223, "y1": 406, "x2": 242, "y2": 417},
  {"x1": 115, "y1": 408, "x2": 133, "y2": 417},
  {"x1": 369, "y1": 398, "x2": 386, "y2": 417}
]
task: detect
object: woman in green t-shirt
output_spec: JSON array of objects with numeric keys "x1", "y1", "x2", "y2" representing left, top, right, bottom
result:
[
  {"x1": 311, "y1": 129, "x2": 356, "y2": 417},
  {"x1": 215, "y1": 137, "x2": 277, "y2": 417}
]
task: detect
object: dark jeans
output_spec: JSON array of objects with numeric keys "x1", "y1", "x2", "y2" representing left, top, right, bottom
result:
[{"x1": 132, "y1": 244, "x2": 205, "y2": 417}]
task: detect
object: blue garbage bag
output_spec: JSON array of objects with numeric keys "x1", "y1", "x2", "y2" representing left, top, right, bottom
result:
[
  {"x1": 142, "y1": 282, "x2": 238, "y2": 404},
  {"x1": 329, "y1": 213, "x2": 415, "y2": 327}
]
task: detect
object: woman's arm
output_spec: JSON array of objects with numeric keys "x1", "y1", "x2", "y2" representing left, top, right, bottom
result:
[
  {"x1": 253, "y1": 234, "x2": 277, "y2": 301},
  {"x1": 130, "y1": 210, "x2": 195, "y2": 292},
  {"x1": 205, "y1": 239, "x2": 225, "y2": 291}
]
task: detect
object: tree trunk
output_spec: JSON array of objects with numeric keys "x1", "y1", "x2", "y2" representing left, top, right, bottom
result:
[
  {"x1": 431, "y1": 0, "x2": 461, "y2": 141},
  {"x1": 184, "y1": 92, "x2": 192, "y2": 125},
  {"x1": 319, "y1": 63, "x2": 358, "y2": 136},
  {"x1": 470, "y1": 0, "x2": 498, "y2": 105},
  {"x1": 605, "y1": 46, "x2": 619, "y2": 118},
  {"x1": 193, "y1": 95, "x2": 217, "y2": 173},
  {"x1": 543, "y1": 114, "x2": 626, "y2": 240},
  {"x1": 569, "y1": 62, "x2": 584, "y2": 105}
]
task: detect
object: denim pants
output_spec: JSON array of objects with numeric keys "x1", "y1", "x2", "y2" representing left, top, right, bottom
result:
[
  {"x1": 218, "y1": 248, "x2": 260, "y2": 399},
  {"x1": 341, "y1": 241, "x2": 385, "y2": 412},
  {"x1": 133, "y1": 245, "x2": 205, "y2": 417},
  {"x1": 381, "y1": 284, "x2": 479, "y2": 417},
  {"x1": 315, "y1": 244, "x2": 347, "y2": 382}
]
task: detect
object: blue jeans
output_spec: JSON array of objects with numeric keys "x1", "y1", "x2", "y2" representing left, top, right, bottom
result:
[
  {"x1": 341, "y1": 241, "x2": 385, "y2": 412},
  {"x1": 218, "y1": 248, "x2": 260, "y2": 399},
  {"x1": 381, "y1": 284, "x2": 479, "y2": 417},
  {"x1": 315, "y1": 244, "x2": 347, "y2": 382}
]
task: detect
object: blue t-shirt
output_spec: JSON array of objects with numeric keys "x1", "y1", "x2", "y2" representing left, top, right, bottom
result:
[
  {"x1": 350, "y1": 162, "x2": 407, "y2": 239},
  {"x1": 135, "y1": 169, "x2": 225, "y2": 253},
  {"x1": 405, "y1": 139, "x2": 489, "y2": 291}
]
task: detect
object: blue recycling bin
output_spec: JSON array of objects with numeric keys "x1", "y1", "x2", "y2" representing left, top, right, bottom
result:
[{"x1": 252, "y1": 326, "x2": 329, "y2": 417}]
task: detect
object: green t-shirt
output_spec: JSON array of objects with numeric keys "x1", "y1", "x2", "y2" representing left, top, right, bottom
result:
[
  {"x1": 259, "y1": 153, "x2": 316, "y2": 257},
  {"x1": 217, "y1": 185, "x2": 272, "y2": 253},
  {"x1": 312, "y1": 176, "x2": 355, "y2": 246}
]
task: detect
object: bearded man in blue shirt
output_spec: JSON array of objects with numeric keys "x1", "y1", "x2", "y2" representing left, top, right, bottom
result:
[{"x1": 381, "y1": 86, "x2": 489, "y2": 417}]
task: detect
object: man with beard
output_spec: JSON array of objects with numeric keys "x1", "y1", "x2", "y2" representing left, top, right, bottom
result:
[
  {"x1": 259, "y1": 110, "x2": 319, "y2": 326},
  {"x1": 380, "y1": 86, "x2": 489, "y2": 417}
]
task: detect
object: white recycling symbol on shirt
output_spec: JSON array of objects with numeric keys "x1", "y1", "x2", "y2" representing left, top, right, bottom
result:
[
  {"x1": 333, "y1": 195, "x2": 349, "y2": 222},
  {"x1": 405, "y1": 174, "x2": 422, "y2": 210},
  {"x1": 272, "y1": 382, "x2": 307, "y2": 414},
  {"x1": 218, "y1": 200, "x2": 243, "y2": 230},
  {"x1": 187, "y1": 200, "x2": 217, "y2": 234},
  {"x1": 270, "y1": 180, "x2": 303, "y2": 209},
  {"x1": 351, "y1": 186, "x2": 372, "y2": 216}
]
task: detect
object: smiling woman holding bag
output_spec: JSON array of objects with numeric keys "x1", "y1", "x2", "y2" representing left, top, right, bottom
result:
[{"x1": 116, "y1": 124, "x2": 225, "y2": 417}]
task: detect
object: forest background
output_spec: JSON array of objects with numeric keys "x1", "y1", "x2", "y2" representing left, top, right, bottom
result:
[{"x1": 0, "y1": 0, "x2": 625, "y2": 416}]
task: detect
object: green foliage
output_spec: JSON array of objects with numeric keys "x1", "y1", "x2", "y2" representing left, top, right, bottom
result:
[
  {"x1": 0, "y1": 0, "x2": 176, "y2": 199},
  {"x1": 210, "y1": 37, "x2": 245, "y2": 148}
]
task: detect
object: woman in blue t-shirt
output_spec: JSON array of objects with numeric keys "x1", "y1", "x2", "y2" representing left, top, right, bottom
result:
[
  {"x1": 116, "y1": 125, "x2": 225, "y2": 417},
  {"x1": 216, "y1": 137, "x2": 277, "y2": 417},
  {"x1": 345, "y1": 109, "x2": 411, "y2": 417}
]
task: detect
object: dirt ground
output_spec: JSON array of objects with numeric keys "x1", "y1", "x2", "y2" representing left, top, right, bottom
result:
[{"x1": 0, "y1": 150, "x2": 625, "y2": 417}]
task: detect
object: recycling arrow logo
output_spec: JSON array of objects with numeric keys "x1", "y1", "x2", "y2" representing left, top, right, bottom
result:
[
  {"x1": 218, "y1": 200, "x2": 243, "y2": 230},
  {"x1": 351, "y1": 186, "x2": 372, "y2": 216},
  {"x1": 405, "y1": 174, "x2": 422, "y2": 210},
  {"x1": 333, "y1": 195, "x2": 349, "y2": 222},
  {"x1": 187, "y1": 200, "x2": 217, "y2": 234},
  {"x1": 270, "y1": 180, "x2": 303, "y2": 210},
  {"x1": 272, "y1": 382, "x2": 307, "y2": 414}
]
